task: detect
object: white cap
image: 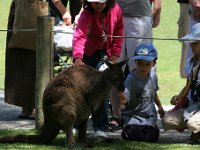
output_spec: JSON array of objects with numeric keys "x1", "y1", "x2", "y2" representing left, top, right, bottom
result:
[
  {"x1": 181, "y1": 23, "x2": 200, "y2": 42},
  {"x1": 87, "y1": 0, "x2": 107, "y2": 3}
]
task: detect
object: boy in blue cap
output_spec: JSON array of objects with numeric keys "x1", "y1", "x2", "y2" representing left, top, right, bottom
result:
[{"x1": 121, "y1": 43, "x2": 165, "y2": 142}]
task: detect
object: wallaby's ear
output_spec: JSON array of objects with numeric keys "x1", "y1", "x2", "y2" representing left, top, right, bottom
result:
[{"x1": 117, "y1": 59, "x2": 129, "y2": 67}]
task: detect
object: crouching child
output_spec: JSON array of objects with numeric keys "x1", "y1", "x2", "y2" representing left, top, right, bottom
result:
[{"x1": 121, "y1": 43, "x2": 165, "y2": 142}]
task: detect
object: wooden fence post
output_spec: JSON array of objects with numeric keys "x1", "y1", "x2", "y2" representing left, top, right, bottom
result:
[{"x1": 35, "y1": 16, "x2": 54, "y2": 129}]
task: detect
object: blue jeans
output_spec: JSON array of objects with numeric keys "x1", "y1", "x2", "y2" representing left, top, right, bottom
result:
[{"x1": 83, "y1": 50, "x2": 109, "y2": 132}]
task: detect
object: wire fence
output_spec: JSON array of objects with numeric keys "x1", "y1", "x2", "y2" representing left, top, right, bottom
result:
[
  {"x1": 0, "y1": 28, "x2": 192, "y2": 42},
  {"x1": 1, "y1": 28, "x2": 200, "y2": 44}
]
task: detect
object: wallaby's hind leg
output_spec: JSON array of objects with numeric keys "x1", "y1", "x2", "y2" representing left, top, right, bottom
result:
[
  {"x1": 77, "y1": 120, "x2": 88, "y2": 143},
  {"x1": 65, "y1": 122, "x2": 75, "y2": 145}
]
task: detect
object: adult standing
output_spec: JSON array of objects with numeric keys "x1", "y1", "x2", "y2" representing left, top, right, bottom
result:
[
  {"x1": 116, "y1": 0, "x2": 161, "y2": 72},
  {"x1": 5, "y1": 0, "x2": 48, "y2": 119}
]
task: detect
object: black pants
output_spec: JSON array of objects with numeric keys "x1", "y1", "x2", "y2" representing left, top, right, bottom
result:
[
  {"x1": 83, "y1": 50, "x2": 109, "y2": 132},
  {"x1": 122, "y1": 125, "x2": 160, "y2": 143}
]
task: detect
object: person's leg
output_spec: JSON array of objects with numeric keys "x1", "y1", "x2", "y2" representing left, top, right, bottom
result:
[
  {"x1": 93, "y1": 99, "x2": 109, "y2": 132},
  {"x1": 178, "y1": 3, "x2": 189, "y2": 78},
  {"x1": 187, "y1": 110, "x2": 200, "y2": 141},
  {"x1": 109, "y1": 86, "x2": 124, "y2": 131},
  {"x1": 83, "y1": 51, "x2": 109, "y2": 136},
  {"x1": 69, "y1": 0, "x2": 82, "y2": 23},
  {"x1": 110, "y1": 86, "x2": 121, "y2": 118},
  {"x1": 124, "y1": 16, "x2": 152, "y2": 72},
  {"x1": 185, "y1": 17, "x2": 198, "y2": 74},
  {"x1": 5, "y1": 49, "x2": 36, "y2": 120}
]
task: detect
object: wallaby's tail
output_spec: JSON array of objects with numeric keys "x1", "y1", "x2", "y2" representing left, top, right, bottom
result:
[
  {"x1": 0, "y1": 125, "x2": 60, "y2": 144},
  {"x1": 0, "y1": 135, "x2": 45, "y2": 144}
]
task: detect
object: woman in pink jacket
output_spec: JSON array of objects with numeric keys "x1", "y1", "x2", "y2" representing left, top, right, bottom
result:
[{"x1": 72, "y1": 0, "x2": 124, "y2": 137}]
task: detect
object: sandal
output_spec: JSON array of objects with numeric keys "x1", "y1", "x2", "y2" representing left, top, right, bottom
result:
[{"x1": 108, "y1": 116, "x2": 123, "y2": 132}]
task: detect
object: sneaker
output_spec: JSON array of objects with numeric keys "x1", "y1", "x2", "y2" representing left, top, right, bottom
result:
[{"x1": 94, "y1": 130, "x2": 108, "y2": 138}]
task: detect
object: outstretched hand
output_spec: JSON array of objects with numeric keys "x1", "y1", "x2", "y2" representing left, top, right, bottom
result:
[{"x1": 158, "y1": 106, "x2": 165, "y2": 118}]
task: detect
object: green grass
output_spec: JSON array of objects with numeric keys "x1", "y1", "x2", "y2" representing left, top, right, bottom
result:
[
  {"x1": 0, "y1": 129, "x2": 200, "y2": 150},
  {"x1": 153, "y1": 0, "x2": 185, "y2": 105}
]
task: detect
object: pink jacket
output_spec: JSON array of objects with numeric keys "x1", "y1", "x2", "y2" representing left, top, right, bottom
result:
[{"x1": 72, "y1": 3, "x2": 124, "y2": 60}]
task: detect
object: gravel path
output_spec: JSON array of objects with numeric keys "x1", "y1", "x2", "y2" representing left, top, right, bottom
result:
[{"x1": 0, "y1": 90, "x2": 194, "y2": 143}]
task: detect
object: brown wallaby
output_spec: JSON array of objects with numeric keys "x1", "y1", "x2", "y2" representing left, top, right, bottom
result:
[{"x1": 0, "y1": 59, "x2": 127, "y2": 146}]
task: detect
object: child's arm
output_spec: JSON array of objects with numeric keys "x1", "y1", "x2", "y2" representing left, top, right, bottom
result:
[
  {"x1": 154, "y1": 92, "x2": 165, "y2": 118},
  {"x1": 169, "y1": 77, "x2": 191, "y2": 112},
  {"x1": 170, "y1": 85, "x2": 187, "y2": 105}
]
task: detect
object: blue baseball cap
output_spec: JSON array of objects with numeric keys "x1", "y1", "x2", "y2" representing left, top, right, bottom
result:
[{"x1": 132, "y1": 43, "x2": 158, "y2": 61}]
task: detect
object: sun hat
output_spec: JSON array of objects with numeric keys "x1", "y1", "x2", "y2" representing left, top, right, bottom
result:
[
  {"x1": 132, "y1": 43, "x2": 158, "y2": 61},
  {"x1": 87, "y1": 0, "x2": 107, "y2": 3},
  {"x1": 181, "y1": 23, "x2": 200, "y2": 42}
]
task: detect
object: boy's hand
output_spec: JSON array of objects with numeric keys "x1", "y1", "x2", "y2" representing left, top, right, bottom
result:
[{"x1": 158, "y1": 106, "x2": 165, "y2": 118}]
